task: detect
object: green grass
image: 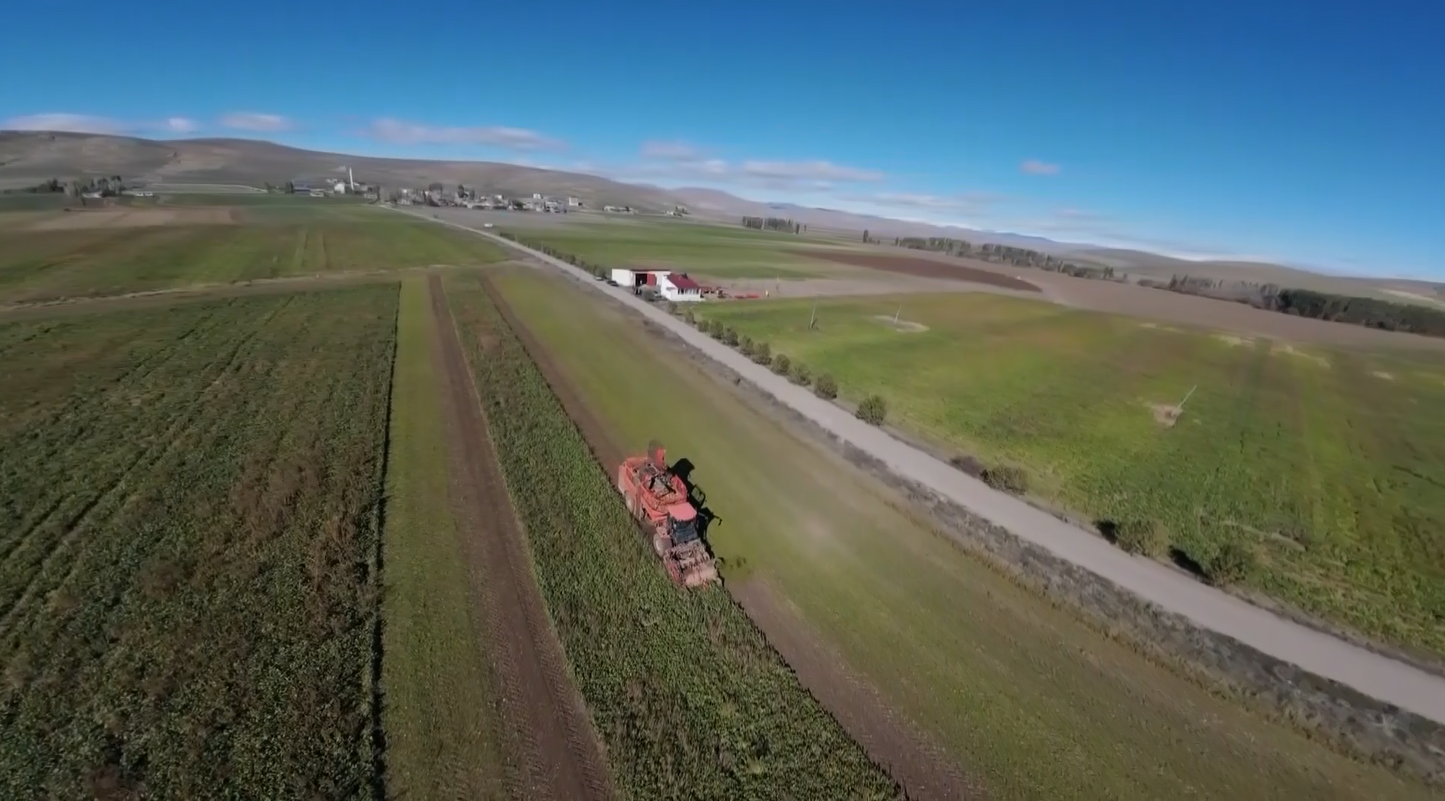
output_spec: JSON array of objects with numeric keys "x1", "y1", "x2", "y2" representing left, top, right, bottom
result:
[
  {"x1": 491, "y1": 266, "x2": 1432, "y2": 801},
  {"x1": 445, "y1": 273, "x2": 898, "y2": 800},
  {"x1": 700, "y1": 292, "x2": 1445, "y2": 660},
  {"x1": 0, "y1": 208, "x2": 507, "y2": 304},
  {"x1": 504, "y1": 220, "x2": 833, "y2": 279},
  {"x1": 379, "y1": 277, "x2": 507, "y2": 800},
  {"x1": 0, "y1": 286, "x2": 396, "y2": 798}
]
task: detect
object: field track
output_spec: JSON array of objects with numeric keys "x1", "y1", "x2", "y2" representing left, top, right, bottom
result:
[
  {"x1": 482, "y1": 270, "x2": 979, "y2": 800},
  {"x1": 425, "y1": 274, "x2": 614, "y2": 801},
  {"x1": 395, "y1": 209, "x2": 1445, "y2": 728}
]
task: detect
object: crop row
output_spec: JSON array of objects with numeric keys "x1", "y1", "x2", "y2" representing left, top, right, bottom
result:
[
  {"x1": 444, "y1": 275, "x2": 900, "y2": 800},
  {"x1": 0, "y1": 287, "x2": 396, "y2": 798}
]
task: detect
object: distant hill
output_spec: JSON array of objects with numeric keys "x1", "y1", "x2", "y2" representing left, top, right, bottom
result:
[
  {"x1": 0, "y1": 131, "x2": 681, "y2": 211},
  {"x1": 3, "y1": 130, "x2": 1439, "y2": 300},
  {"x1": 1062, "y1": 246, "x2": 1445, "y2": 302}
]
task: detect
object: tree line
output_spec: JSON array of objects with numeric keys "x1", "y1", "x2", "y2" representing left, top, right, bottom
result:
[
  {"x1": 741, "y1": 216, "x2": 804, "y2": 234},
  {"x1": 867, "y1": 231, "x2": 1445, "y2": 339},
  {"x1": 2, "y1": 176, "x2": 127, "y2": 197}
]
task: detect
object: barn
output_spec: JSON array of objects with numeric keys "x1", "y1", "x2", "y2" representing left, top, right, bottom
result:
[{"x1": 609, "y1": 269, "x2": 705, "y2": 302}]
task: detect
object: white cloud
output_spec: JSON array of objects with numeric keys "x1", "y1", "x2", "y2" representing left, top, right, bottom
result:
[
  {"x1": 852, "y1": 192, "x2": 998, "y2": 211},
  {"x1": 741, "y1": 159, "x2": 884, "y2": 183},
  {"x1": 4, "y1": 113, "x2": 127, "y2": 134},
  {"x1": 219, "y1": 112, "x2": 292, "y2": 132},
  {"x1": 1021, "y1": 158, "x2": 1061, "y2": 176},
  {"x1": 640, "y1": 140, "x2": 703, "y2": 160},
  {"x1": 164, "y1": 117, "x2": 199, "y2": 134},
  {"x1": 366, "y1": 118, "x2": 564, "y2": 151}
]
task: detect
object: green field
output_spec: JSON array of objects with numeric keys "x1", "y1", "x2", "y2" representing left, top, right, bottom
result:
[
  {"x1": 379, "y1": 278, "x2": 507, "y2": 799},
  {"x1": 0, "y1": 205, "x2": 507, "y2": 304},
  {"x1": 490, "y1": 265, "x2": 1430, "y2": 800},
  {"x1": 0, "y1": 286, "x2": 396, "y2": 798},
  {"x1": 699, "y1": 292, "x2": 1445, "y2": 659},
  {"x1": 446, "y1": 274, "x2": 897, "y2": 800},
  {"x1": 503, "y1": 220, "x2": 837, "y2": 279}
]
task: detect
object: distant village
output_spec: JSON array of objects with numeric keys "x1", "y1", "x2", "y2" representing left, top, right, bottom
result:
[{"x1": 288, "y1": 170, "x2": 690, "y2": 217}]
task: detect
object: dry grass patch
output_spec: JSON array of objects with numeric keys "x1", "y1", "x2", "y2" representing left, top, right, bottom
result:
[
  {"x1": 1271, "y1": 342, "x2": 1331, "y2": 367},
  {"x1": 1213, "y1": 333, "x2": 1255, "y2": 347},
  {"x1": 27, "y1": 207, "x2": 235, "y2": 230}
]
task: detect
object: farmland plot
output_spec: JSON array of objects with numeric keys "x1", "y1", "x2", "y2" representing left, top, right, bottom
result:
[
  {"x1": 443, "y1": 274, "x2": 899, "y2": 801},
  {"x1": 0, "y1": 209, "x2": 505, "y2": 304},
  {"x1": 0, "y1": 286, "x2": 396, "y2": 798},
  {"x1": 488, "y1": 266, "x2": 1431, "y2": 800},
  {"x1": 700, "y1": 293, "x2": 1445, "y2": 659}
]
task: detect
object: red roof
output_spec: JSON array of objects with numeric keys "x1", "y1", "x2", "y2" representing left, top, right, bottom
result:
[{"x1": 667, "y1": 273, "x2": 700, "y2": 290}]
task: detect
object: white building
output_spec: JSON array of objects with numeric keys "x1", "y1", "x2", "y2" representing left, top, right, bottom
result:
[
  {"x1": 567, "y1": 196, "x2": 582, "y2": 207},
  {"x1": 608, "y1": 269, "x2": 703, "y2": 302}
]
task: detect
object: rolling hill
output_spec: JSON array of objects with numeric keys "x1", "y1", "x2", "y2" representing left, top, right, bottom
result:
[{"x1": 2, "y1": 130, "x2": 1438, "y2": 299}]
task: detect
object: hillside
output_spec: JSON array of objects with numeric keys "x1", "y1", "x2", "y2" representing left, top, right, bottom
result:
[
  {"x1": 3, "y1": 130, "x2": 1438, "y2": 299},
  {"x1": 0, "y1": 131, "x2": 680, "y2": 210}
]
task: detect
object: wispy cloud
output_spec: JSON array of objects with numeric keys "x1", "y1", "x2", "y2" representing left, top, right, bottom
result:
[
  {"x1": 632, "y1": 140, "x2": 886, "y2": 192},
  {"x1": 365, "y1": 118, "x2": 565, "y2": 151},
  {"x1": 219, "y1": 112, "x2": 292, "y2": 132},
  {"x1": 851, "y1": 191, "x2": 999, "y2": 212},
  {"x1": 4, "y1": 113, "x2": 128, "y2": 134},
  {"x1": 5, "y1": 112, "x2": 205, "y2": 136},
  {"x1": 1021, "y1": 158, "x2": 1061, "y2": 176},
  {"x1": 640, "y1": 140, "x2": 704, "y2": 160},
  {"x1": 741, "y1": 160, "x2": 885, "y2": 183}
]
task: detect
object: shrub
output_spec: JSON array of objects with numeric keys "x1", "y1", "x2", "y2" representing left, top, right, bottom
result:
[
  {"x1": 855, "y1": 395, "x2": 887, "y2": 425},
  {"x1": 667, "y1": 301, "x2": 678, "y2": 315},
  {"x1": 751, "y1": 341, "x2": 771, "y2": 364},
  {"x1": 739, "y1": 335, "x2": 754, "y2": 356},
  {"x1": 981, "y1": 465, "x2": 1029, "y2": 495},
  {"x1": 695, "y1": 316, "x2": 709, "y2": 331},
  {"x1": 814, "y1": 373, "x2": 838, "y2": 399},
  {"x1": 790, "y1": 361, "x2": 811, "y2": 386},
  {"x1": 723, "y1": 327, "x2": 739, "y2": 347},
  {"x1": 771, "y1": 353, "x2": 791, "y2": 375},
  {"x1": 683, "y1": 310, "x2": 695, "y2": 325},
  {"x1": 709, "y1": 321, "x2": 725, "y2": 340},
  {"x1": 1113, "y1": 520, "x2": 1168, "y2": 556},
  {"x1": 1206, "y1": 542, "x2": 1257, "y2": 586}
]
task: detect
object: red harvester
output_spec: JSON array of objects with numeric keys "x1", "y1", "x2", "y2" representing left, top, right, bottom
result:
[{"x1": 616, "y1": 441, "x2": 719, "y2": 587}]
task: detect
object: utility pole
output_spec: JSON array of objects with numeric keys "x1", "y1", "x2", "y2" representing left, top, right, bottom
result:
[
  {"x1": 1177, "y1": 384, "x2": 1198, "y2": 410},
  {"x1": 894, "y1": 302, "x2": 903, "y2": 324},
  {"x1": 808, "y1": 301, "x2": 818, "y2": 331}
]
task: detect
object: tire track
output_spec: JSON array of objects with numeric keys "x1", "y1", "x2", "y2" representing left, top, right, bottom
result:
[{"x1": 425, "y1": 274, "x2": 613, "y2": 801}]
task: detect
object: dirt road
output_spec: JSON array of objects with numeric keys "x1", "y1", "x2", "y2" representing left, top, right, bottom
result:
[
  {"x1": 425, "y1": 274, "x2": 614, "y2": 801},
  {"x1": 402, "y1": 210, "x2": 1445, "y2": 727}
]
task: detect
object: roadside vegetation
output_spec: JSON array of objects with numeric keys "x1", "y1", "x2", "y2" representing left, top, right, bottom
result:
[
  {"x1": 699, "y1": 292, "x2": 1445, "y2": 660},
  {"x1": 0, "y1": 287, "x2": 397, "y2": 798},
  {"x1": 444, "y1": 274, "x2": 899, "y2": 800}
]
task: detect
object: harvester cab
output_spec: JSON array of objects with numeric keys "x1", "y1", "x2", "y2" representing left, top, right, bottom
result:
[{"x1": 616, "y1": 440, "x2": 719, "y2": 588}]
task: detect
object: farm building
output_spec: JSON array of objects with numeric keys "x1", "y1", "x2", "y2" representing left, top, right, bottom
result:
[{"x1": 609, "y1": 269, "x2": 704, "y2": 302}]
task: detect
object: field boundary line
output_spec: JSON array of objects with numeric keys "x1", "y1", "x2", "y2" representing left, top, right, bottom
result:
[{"x1": 394, "y1": 206, "x2": 1445, "y2": 784}]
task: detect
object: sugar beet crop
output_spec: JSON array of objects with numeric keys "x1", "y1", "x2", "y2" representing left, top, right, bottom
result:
[
  {"x1": 444, "y1": 276, "x2": 899, "y2": 800},
  {"x1": 0, "y1": 287, "x2": 397, "y2": 798}
]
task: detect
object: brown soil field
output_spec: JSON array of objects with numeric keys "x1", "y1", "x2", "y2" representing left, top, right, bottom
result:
[
  {"x1": 483, "y1": 270, "x2": 973, "y2": 800},
  {"x1": 802, "y1": 249, "x2": 1042, "y2": 292},
  {"x1": 427, "y1": 274, "x2": 614, "y2": 801},
  {"x1": 27, "y1": 207, "x2": 235, "y2": 230}
]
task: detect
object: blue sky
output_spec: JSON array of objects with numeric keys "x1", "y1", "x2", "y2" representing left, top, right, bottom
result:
[{"x1": 3, "y1": 0, "x2": 1442, "y2": 277}]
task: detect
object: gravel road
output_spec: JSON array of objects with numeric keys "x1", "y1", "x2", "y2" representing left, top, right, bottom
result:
[{"x1": 402, "y1": 207, "x2": 1445, "y2": 726}]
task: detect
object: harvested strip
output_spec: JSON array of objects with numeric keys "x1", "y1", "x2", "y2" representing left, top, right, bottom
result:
[{"x1": 426, "y1": 274, "x2": 614, "y2": 801}]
